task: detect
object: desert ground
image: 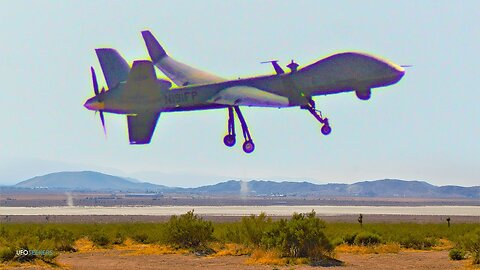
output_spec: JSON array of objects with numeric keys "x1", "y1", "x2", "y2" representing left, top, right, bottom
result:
[
  {"x1": 1, "y1": 192, "x2": 479, "y2": 207},
  {"x1": 1, "y1": 193, "x2": 478, "y2": 269},
  {"x1": 56, "y1": 250, "x2": 470, "y2": 270},
  {"x1": 1, "y1": 247, "x2": 473, "y2": 270}
]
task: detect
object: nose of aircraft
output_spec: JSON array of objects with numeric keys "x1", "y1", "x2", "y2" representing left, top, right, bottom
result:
[
  {"x1": 388, "y1": 63, "x2": 406, "y2": 83},
  {"x1": 84, "y1": 97, "x2": 104, "y2": 111},
  {"x1": 395, "y1": 65, "x2": 406, "y2": 77}
]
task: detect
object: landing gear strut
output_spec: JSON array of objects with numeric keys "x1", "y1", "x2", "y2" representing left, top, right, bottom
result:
[
  {"x1": 302, "y1": 99, "x2": 332, "y2": 135},
  {"x1": 223, "y1": 107, "x2": 236, "y2": 147},
  {"x1": 223, "y1": 106, "x2": 255, "y2": 153}
]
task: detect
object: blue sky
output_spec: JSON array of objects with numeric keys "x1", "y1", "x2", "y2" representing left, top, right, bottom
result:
[{"x1": 0, "y1": 1, "x2": 478, "y2": 187}]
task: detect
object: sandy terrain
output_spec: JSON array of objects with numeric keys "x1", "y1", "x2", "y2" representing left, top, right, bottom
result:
[
  {"x1": 1, "y1": 192, "x2": 479, "y2": 207},
  {"x1": 2, "y1": 250, "x2": 470, "y2": 270}
]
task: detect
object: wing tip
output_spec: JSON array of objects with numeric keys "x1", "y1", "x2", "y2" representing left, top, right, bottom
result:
[{"x1": 141, "y1": 30, "x2": 167, "y2": 63}]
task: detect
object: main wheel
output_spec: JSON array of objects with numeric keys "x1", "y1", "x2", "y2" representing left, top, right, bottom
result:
[
  {"x1": 223, "y1": 134, "x2": 236, "y2": 147},
  {"x1": 321, "y1": 124, "x2": 332, "y2": 135},
  {"x1": 242, "y1": 140, "x2": 255, "y2": 153}
]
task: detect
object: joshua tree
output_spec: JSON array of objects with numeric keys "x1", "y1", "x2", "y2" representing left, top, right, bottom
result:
[
  {"x1": 358, "y1": 214, "x2": 363, "y2": 228},
  {"x1": 446, "y1": 217, "x2": 451, "y2": 228}
]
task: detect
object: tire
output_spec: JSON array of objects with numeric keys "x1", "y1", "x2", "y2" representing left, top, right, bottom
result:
[
  {"x1": 223, "y1": 135, "x2": 236, "y2": 147},
  {"x1": 242, "y1": 141, "x2": 255, "y2": 153},
  {"x1": 321, "y1": 124, "x2": 332, "y2": 135}
]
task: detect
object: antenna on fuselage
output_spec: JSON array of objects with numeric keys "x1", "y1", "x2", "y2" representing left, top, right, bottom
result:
[
  {"x1": 261, "y1": 60, "x2": 284, "y2": 75},
  {"x1": 287, "y1": 60, "x2": 299, "y2": 72}
]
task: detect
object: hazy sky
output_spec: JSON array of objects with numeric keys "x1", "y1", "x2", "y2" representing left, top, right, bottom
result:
[{"x1": 0, "y1": 1, "x2": 478, "y2": 187}]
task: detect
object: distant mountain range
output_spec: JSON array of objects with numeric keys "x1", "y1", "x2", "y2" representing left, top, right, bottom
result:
[
  {"x1": 10, "y1": 171, "x2": 480, "y2": 199},
  {"x1": 14, "y1": 171, "x2": 171, "y2": 192}
]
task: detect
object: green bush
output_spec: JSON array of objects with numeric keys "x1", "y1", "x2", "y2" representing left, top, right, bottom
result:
[
  {"x1": 0, "y1": 246, "x2": 16, "y2": 262},
  {"x1": 342, "y1": 232, "x2": 359, "y2": 245},
  {"x1": 37, "y1": 228, "x2": 75, "y2": 252},
  {"x1": 112, "y1": 232, "x2": 126, "y2": 245},
  {"x1": 354, "y1": 232, "x2": 382, "y2": 246},
  {"x1": 165, "y1": 210, "x2": 214, "y2": 250},
  {"x1": 449, "y1": 248, "x2": 465, "y2": 260},
  {"x1": 262, "y1": 211, "x2": 333, "y2": 261},
  {"x1": 89, "y1": 231, "x2": 111, "y2": 247},
  {"x1": 399, "y1": 235, "x2": 437, "y2": 250},
  {"x1": 240, "y1": 213, "x2": 272, "y2": 246},
  {"x1": 132, "y1": 232, "x2": 149, "y2": 244},
  {"x1": 460, "y1": 229, "x2": 480, "y2": 264}
]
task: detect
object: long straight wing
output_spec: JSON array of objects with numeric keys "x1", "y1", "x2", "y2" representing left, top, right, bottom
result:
[
  {"x1": 127, "y1": 113, "x2": 160, "y2": 144},
  {"x1": 141, "y1": 30, "x2": 224, "y2": 86}
]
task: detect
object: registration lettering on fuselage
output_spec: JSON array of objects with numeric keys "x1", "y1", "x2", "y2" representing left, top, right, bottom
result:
[{"x1": 164, "y1": 91, "x2": 198, "y2": 105}]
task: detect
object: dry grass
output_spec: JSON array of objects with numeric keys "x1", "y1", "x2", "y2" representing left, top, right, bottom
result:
[
  {"x1": 74, "y1": 237, "x2": 98, "y2": 252},
  {"x1": 114, "y1": 239, "x2": 189, "y2": 256},
  {"x1": 462, "y1": 260, "x2": 480, "y2": 269},
  {"x1": 74, "y1": 237, "x2": 189, "y2": 256},
  {"x1": 335, "y1": 243, "x2": 401, "y2": 254},
  {"x1": 210, "y1": 243, "x2": 252, "y2": 257},
  {"x1": 244, "y1": 249, "x2": 286, "y2": 265},
  {"x1": 243, "y1": 249, "x2": 310, "y2": 265},
  {"x1": 431, "y1": 239, "x2": 454, "y2": 251}
]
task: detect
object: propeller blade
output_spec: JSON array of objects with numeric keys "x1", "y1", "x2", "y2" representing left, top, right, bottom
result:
[
  {"x1": 91, "y1": 67, "x2": 99, "y2": 96},
  {"x1": 99, "y1": 110, "x2": 106, "y2": 136}
]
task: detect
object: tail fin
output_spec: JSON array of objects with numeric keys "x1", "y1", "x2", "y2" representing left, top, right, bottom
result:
[
  {"x1": 95, "y1": 48, "x2": 130, "y2": 89},
  {"x1": 141, "y1": 30, "x2": 167, "y2": 64}
]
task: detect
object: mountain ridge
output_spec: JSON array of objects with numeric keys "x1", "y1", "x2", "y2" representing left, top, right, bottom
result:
[{"x1": 12, "y1": 171, "x2": 480, "y2": 199}]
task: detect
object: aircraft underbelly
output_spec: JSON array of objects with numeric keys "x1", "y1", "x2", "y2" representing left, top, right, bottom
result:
[{"x1": 208, "y1": 86, "x2": 290, "y2": 108}]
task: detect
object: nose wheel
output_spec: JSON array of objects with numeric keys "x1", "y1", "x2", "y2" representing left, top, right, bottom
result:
[
  {"x1": 302, "y1": 98, "x2": 332, "y2": 135},
  {"x1": 321, "y1": 123, "x2": 332, "y2": 135},
  {"x1": 223, "y1": 106, "x2": 255, "y2": 153}
]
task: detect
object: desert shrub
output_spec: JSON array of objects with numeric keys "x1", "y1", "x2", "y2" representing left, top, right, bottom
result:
[
  {"x1": 89, "y1": 230, "x2": 111, "y2": 247},
  {"x1": 262, "y1": 211, "x2": 333, "y2": 261},
  {"x1": 449, "y1": 248, "x2": 465, "y2": 260},
  {"x1": 112, "y1": 232, "x2": 126, "y2": 245},
  {"x1": 0, "y1": 226, "x2": 8, "y2": 238},
  {"x1": 398, "y1": 234, "x2": 437, "y2": 250},
  {"x1": 165, "y1": 210, "x2": 213, "y2": 250},
  {"x1": 460, "y1": 229, "x2": 480, "y2": 264},
  {"x1": 354, "y1": 232, "x2": 382, "y2": 246},
  {"x1": 0, "y1": 246, "x2": 16, "y2": 262},
  {"x1": 343, "y1": 232, "x2": 359, "y2": 245},
  {"x1": 330, "y1": 237, "x2": 344, "y2": 247},
  {"x1": 36, "y1": 227, "x2": 75, "y2": 252},
  {"x1": 132, "y1": 232, "x2": 149, "y2": 244},
  {"x1": 240, "y1": 213, "x2": 272, "y2": 246},
  {"x1": 213, "y1": 213, "x2": 273, "y2": 246}
]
